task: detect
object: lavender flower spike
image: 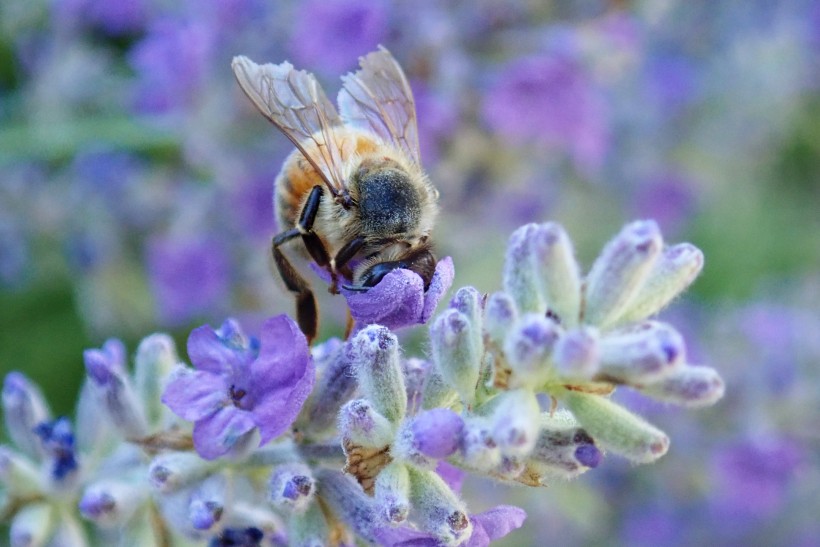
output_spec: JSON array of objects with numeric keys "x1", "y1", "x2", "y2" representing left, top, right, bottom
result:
[{"x1": 161, "y1": 315, "x2": 314, "y2": 460}]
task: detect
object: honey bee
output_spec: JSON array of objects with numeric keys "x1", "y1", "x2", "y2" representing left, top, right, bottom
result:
[{"x1": 232, "y1": 47, "x2": 439, "y2": 342}]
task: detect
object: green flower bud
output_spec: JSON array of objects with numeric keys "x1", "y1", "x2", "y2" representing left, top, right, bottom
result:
[
  {"x1": 584, "y1": 220, "x2": 662, "y2": 330},
  {"x1": 564, "y1": 391, "x2": 669, "y2": 463}
]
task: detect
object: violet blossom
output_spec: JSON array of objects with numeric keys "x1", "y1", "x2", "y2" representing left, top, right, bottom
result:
[{"x1": 162, "y1": 315, "x2": 314, "y2": 459}]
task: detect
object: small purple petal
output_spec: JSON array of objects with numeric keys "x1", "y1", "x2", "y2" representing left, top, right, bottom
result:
[
  {"x1": 575, "y1": 444, "x2": 602, "y2": 468},
  {"x1": 470, "y1": 505, "x2": 527, "y2": 542},
  {"x1": 435, "y1": 461, "x2": 466, "y2": 493},
  {"x1": 161, "y1": 369, "x2": 228, "y2": 422},
  {"x1": 192, "y1": 406, "x2": 256, "y2": 460},
  {"x1": 411, "y1": 408, "x2": 464, "y2": 459},
  {"x1": 343, "y1": 268, "x2": 425, "y2": 330},
  {"x1": 249, "y1": 315, "x2": 314, "y2": 444},
  {"x1": 421, "y1": 257, "x2": 455, "y2": 323},
  {"x1": 342, "y1": 258, "x2": 454, "y2": 331},
  {"x1": 187, "y1": 325, "x2": 246, "y2": 375}
]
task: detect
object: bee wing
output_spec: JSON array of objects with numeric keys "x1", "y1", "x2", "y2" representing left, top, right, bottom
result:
[
  {"x1": 232, "y1": 55, "x2": 348, "y2": 195},
  {"x1": 338, "y1": 46, "x2": 421, "y2": 164}
]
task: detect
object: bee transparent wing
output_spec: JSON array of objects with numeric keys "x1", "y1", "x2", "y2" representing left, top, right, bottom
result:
[
  {"x1": 338, "y1": 46, "x2": 421, "y2": 164},
  {"x1": 232, "y1": 55, "x2": 347, "y2": 195}
]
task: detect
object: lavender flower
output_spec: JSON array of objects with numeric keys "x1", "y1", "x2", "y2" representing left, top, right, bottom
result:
[
  {"x1": 162, "y1": 315, "x2": 314, "y2": 459},
  {"x1": 147, "y1": 234, "x2": 233, "y2": 327},
  {"x1": 481, "y1": 51, "x2": 609, "y2": 173},
  {"x1": 288, "y1": 0, "x2": 389, "y2": 73}
]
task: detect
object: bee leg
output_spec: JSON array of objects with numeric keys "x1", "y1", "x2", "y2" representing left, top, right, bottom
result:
[
  {"x1": 272, "y1": 229, "x2": 318, "y2": 343},
  {"x1": 298, "y1": 186, "x2": 338, "y2": 292},
  {"x1": 344, "y1": 309, "x2": 355, "y2": 340},
  {"x1": 331, "y1": 236, "x2": 366, "y2": 292}
]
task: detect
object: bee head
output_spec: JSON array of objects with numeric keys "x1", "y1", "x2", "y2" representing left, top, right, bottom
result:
[{"x1": 349, "y1": 243, "x2": 437, "y2": 291}]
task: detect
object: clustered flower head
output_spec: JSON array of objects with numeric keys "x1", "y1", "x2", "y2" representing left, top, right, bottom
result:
[{"x1": 0, "y1": 221, "x2": 723, "y2": 546}]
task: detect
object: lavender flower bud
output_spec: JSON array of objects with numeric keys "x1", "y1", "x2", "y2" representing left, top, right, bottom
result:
[
  {"x1": 2, "y1": 372, "x2": 50, "y2": 460},
  {"x1": 188, "y1": 474, "x2": 227, "y2": 530},
  {"x1": 84, "y1": 347, "x2": 149, "y2": 440},
  {"x1": 403, "y1": 358, "x2": 429, "y2": 414},
  {"x1": 374, "y1": 462, "x2": 411, "y2": 525},
  {"x1": 288, "y1": 491, "x2": 329, "y2": 546},
  {"x1": 639, "y1": 365, "x2": 725, "y2": 407},
  {"x1": 458, "y1": 416, "x2": 501, "y2": 472},
  {"x1": 553, "y1": 327, "x2": 600, "y2": 379},
  {"x1": 148, "y1": 452, "x2": 217, "y2": 493},
  {"x1": 527, "y1": 410, "x2": 601, "y2": 482},
  {"x1": 493, "y1": 455, "x2": 527, "y2": 481},
  {"x1": 420, "y1": 369, "x2": 460, "y2": 411},
  {"x1": 79, "y1": 479, "x2": 147, "y2": 527},
  {"x1": 408, "y1": 467, "x2": 472, "y2": 546},
  {"x1": 409, "y1": 408, "x2": 464, "y2": 459},
  {"x1": 43, "y1": 516, "x2": 87, "y2": 547},
  {"x1": 0, "y1": 446, "x2": 41, "y2": 496},
  {"x1": 9, "y1": 502, "x2": 53, "y2": 547},
  {"x1": 584, "y1": 220, "x2": 662, "y2": 329},
  {"x1": 503, "y1": 314, "x2": 559, "y2": 388},
  {"x1": 484, "y1": 292, "x2": 518, "y2": 348},
  {"x1": 269, "y1": 463, "x2": 315, "y2": 513},
  {"x1": 316, "y1": 470, "x2": 379, "y2": 543},
  {"x1": 490, "y1": 389, "x2": 541, "y2": 457},
  {"x1": 598, "y1": 322, "x2": 685, "y2": 383},
  {"x1": 305, "y1": 338, "x2": 356, "y2": 434},
  {"x1": 393, "y1": 408, "x2": 464, "y2": 468},
  {"x1": 133, "y1": 333, "x2": 178, "y2": 429},
  {"x1": 430, "y1": 309, "x2": 482, "y2": 405},
  {"x1": 349, "y1": 326, "x2": 406, "y2": 424},
  {"x1": 338, "y1": 399, "x2": 394, "y2": 448},
  {"x1": 530, "y1": 223, "x2": 582, "y2": 328},
  {"x1": 618, "y1": 243, "x2": 704, "y2": 324},
  {"x1": 449, "y1": 286, "x2": 484, "y2": 361},
  {"x1": 565, "y1": 391, "x2": 669, "y2": 463},
  {"x1": 74, "y1": 380, "x2": 114, "y2": 455},
  {"x1": 503, "y1": 224, "x2": 547, "y2": 314}
]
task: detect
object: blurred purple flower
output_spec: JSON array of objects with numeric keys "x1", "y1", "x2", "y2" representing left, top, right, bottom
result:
[
  {"x1": 147, "y1": 234, "x2": 232, "y2": 327},
  {"x1": 128, "y1": 19, "x2": 214, "y2": 113},
  {"x1": 340, "y1": 256, "x2": 454, "y2": 332},
  {"x1": 162, "y1": 316, "x2": 313, "y2": 460},
  {"x1": 435, "y1": 461, "x2": 466, "y2": 493},
  {"x1": 620, "y1": 504, "x2": 685, "y2": 547},
  {"x1": 710, "y1": 437, "x2": 804, "y2": 527},
  {"x1": 633, "y1": 171, "x2": 698, "y2": 234},
  {"x1": 289, "y1": 0, "x2": 389, "y2": 73},
  {"x1": 374, "y1": 505, "x2": 526, "y2": 547},
  {"x1": 229, "y1": 168, "x2": 277, "y2": 240},
  {"x1": 482, "y1": 52, "x2": 609, "y2": 173},
  {"x1": 413, "y1": 82, "x2": 458, "y2": 166},
  {"x1": 51, "y1": 0, "x2": 149, "y2": 35},
  {"x1": 644, "y1": 54, "x2": 702, "y2": 114}
]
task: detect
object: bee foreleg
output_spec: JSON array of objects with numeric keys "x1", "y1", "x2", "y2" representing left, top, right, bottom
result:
[
  {"x1": 298, "y1": 186, "x2": 338, "y2": 293},
  {"x1": 332, "y1": 236, "x2": 366, "y2": 290},
  {"x1": 272, "y1": 229, "x2": 318, "y2": 343}
]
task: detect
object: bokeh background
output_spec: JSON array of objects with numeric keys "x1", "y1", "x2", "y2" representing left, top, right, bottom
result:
[{"x1": 1, "y1": 0, "x2": 819, "y2": 545}]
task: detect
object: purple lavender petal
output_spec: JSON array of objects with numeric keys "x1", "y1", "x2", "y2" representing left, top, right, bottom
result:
[
  {"x1": 373, "y1": 526, "x2": 438, "y2": 547},
  {"x1": 192, "y1": 406, "x2": 256, "y2": 460},
  {"x1": 343, "y1": 269, "x2": 425, "y2": 330},
  {"x1": 187, "y1": 325, "x2": 245, "y2": 375},
  {"x1": 342, "y1": 257, "x2": 454, "y2": 331},
  {"x1": 411, "y1": 408, "x2": 464, "y2": 459},
  {"x1": 470, "y1": 505, "x2": 527, "y2": 542},
  {"x1": 420, "y1": 257, "x2": 455, "y2": 323},
  {"x1": 161, "y1": 369, "x2": 227, "y2": 422},
  {"x1": 249, "y1": 316, "x2": 314, "y2": 444},
  {"x1": 435, "y1": 461, "x2": 466, "y2": 493}
]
